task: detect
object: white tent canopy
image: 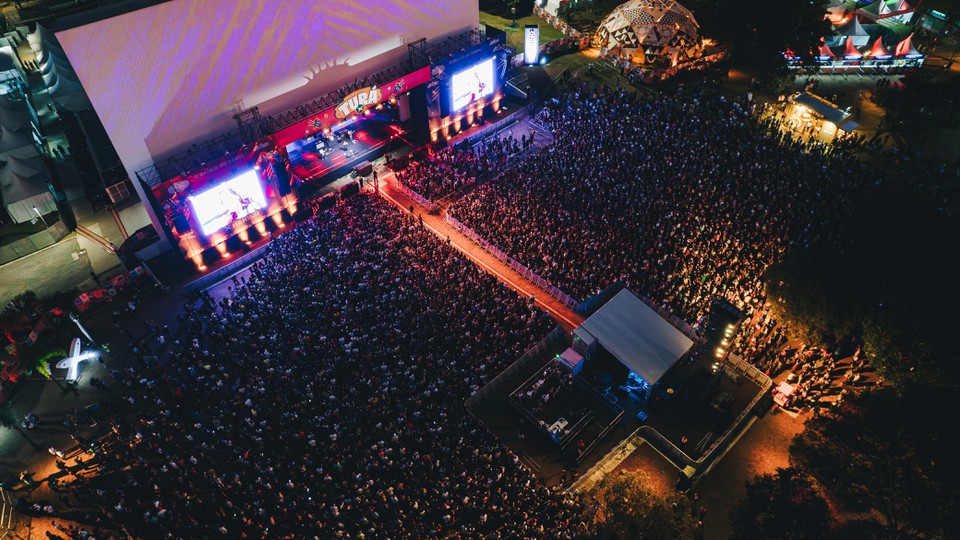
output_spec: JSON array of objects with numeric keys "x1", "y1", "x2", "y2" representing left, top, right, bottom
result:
[
  {"x1": 41, "y1": 54, "x2": 77, "y2": 78},
  {"x1": 28, "y1": 24, "x2": 64, "y2": 54},
  {"x1": 576, "y1": 289, "x2": 694, "y2": 385},
  {"x1": 0, "y1": 149, "x2": 54, "y2": 224},
  {"x1": 36, "y1": 46, "x2": 69, "y2": 68},
  {"x1": 42, "y1": 63, "x2": 80, "y2": 89}
]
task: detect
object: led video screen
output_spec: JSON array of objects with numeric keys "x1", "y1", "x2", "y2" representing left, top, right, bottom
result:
[
  {"x1": 451, "y1": 57, "x2": 495, "y2": 112},
  {"x1": 189, "y1": 170, "x2": 266, "y2": 235}
]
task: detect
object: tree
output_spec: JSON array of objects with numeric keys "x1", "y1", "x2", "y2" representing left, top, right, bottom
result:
[
  {"x1": 765, "y1": 187, "x2": 960, "y2": 388},
  {"x1": 789, "y1": 389, "x2": 959, "y2": 539},
  {"x1": 730, "y1": 467, "x2": 831, "y2": 540},
  {"x1": 586, "y1": 471, "x2": 698, "y2": 539},
  {"x1": 0, "y1": 402, "x2": 41, "y2": 450},
  {"x1": 684, "y1": 0, "x2": 828, "y2": 80}
]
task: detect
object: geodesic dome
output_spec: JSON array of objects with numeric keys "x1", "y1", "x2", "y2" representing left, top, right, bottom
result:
[{"x1": 597, "y1": 0, "x2": 703, "y2": 66}]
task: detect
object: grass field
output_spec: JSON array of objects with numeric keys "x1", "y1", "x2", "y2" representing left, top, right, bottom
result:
[{"x1": 479, "y1": 12, "x2": 568, "y2": 51}]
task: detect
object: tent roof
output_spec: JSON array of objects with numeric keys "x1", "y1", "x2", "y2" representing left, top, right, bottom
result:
[
  {"x1": 835, "y1": 16, "x2": 869, "y2": 36},
  {"x1": 41, "y1": 54, "x2": 77, "y2": 78},
  {"x1": 0, "y1": 93, "x2": 30, "y2": 112},
  {"x1": 3, "y1": 148, "x2": 45, "y2": 177},
  {"x1": 49, "y1": 73, "x2": 85, "y2": 97},
  {"x1": 0, "y1": 46, "x2": 21, "y2": 73},
  {"x1": 895, "y1": 33, "x2": 921, "y2": 57},
  {"x1": 0, "y1": 156, "x2": 48, "y2": 202},
  {"x1": 867, "y1": 37, "x2": 891, "y2": 57},
  {"x1": 43, "y1": 64, "x2": 80, "y2": 88},
  {"x1": 577, "y1": 289, "x2": 693, "y2": 385},
  {"x1": 818, "y1": 43, "x2": 836, "y2": 58},
  {"x1": 792, "y1": 92, "x2": 850, "y2": 124},
  {"x1": 839, "y1": 118, "x2": 860, "y2": 132},
  {"x1": 0, "y1": 105, "x2": 32, "y2": 132},
  {"x1": 0, "y1": 123, "x2": 34, "y2": 153},
  {"x1": 28, "y1": 25, "x2": 64, "y2": 52},
  {"x1": 53, "y1": 92, "x2": 92, "y2": 112},
  {"x1": 844, "y1": 37, "x2": 863, "y2": 58}
]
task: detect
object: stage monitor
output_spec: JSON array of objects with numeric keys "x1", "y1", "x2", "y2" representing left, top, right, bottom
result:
[
  {"x1": 451, "y1": 57, "x2": 495, "y2": 113},
  {"x1": 189, "y1": 170, "x2": 267, "y2": 236}
]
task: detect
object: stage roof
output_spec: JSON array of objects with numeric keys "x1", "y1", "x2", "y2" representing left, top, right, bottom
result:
[
  {"x1": 792, "y1": 92, "x2": 850, "y2": 124},
  {"x1": 578, "y1": 290, "x2": 693, "y2": 385}
]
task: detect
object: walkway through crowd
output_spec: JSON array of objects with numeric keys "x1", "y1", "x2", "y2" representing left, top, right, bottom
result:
[{"x1": 371, "y1": 168, "x2": 584, "y2": 331}]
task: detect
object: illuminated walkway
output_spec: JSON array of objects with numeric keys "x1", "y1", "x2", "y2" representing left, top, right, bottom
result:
[{"x1": 372, "y1": 169, "x2": 584, "y2": 332}]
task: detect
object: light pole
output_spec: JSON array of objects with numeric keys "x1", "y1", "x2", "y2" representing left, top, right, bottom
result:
[
  {"x1": 69, "y1": 312, "x2": 96, "y2": 346},
  {"x1": 512, "y1": 6, "x2": 516, "y2": 27},
  {"x1": 33, "y1": 206, "x2": 48, "y2": 228}
]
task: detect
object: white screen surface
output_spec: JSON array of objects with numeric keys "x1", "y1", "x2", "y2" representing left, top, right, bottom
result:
[
  {"x1": 189, "y1": 170, "x2": 266, "y2": 235},
  {"x1": 54, "y1": 0, "x2": 478, "y2": 186},
  {"x1": 451, "y1": 57, "x2": 494, "y2": 112}
]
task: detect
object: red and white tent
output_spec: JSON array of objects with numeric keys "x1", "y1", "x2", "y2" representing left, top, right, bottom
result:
[
  {"x1": 844, "y1": 37, "x2": 862, "y2": 58},
  {"x1": 866, "y1": 37, "x2": 891, "y2": 58},
  {"x1": 895, "y1": 33, "x2": 921, "y2": 57}
]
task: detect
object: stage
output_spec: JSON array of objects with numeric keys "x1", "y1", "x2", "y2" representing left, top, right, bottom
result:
[{"x1": 287, "y1": 116, "x2": 408, "y2": 184}]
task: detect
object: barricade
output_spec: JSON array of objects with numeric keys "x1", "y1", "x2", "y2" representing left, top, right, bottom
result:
[
  {"x1": 465, "y1": 326, "x2": 565, "y2": 411},
  {"x1": 444, "y1": 214, "x2": 579, "y2": 311}
]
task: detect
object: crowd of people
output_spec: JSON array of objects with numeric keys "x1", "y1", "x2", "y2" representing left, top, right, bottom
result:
[
  {"x1": 448, "y1": 83, "x2": 880, "y2": 386},
  {"x1": 395, "y1": 133, "x2": 526, "y2": 201},
  {"x1": 56, "y1": 195, "x2": 584, "y2": 538},
  {"x1": 22, "y1": 79, "x2": 925, "y2": 538}
]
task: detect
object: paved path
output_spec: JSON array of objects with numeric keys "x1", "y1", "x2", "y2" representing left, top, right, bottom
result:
[{"x1": 372, "y1": 171, "x2": 584, "y2": 332}]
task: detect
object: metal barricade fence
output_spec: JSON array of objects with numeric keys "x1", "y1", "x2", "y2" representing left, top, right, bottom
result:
[
  {"x1": 443, "y1": 214, "x2": 580, "y2": 310},
  {"x1": 465, "y1": 326, "x2": 565, "y2": 410}
]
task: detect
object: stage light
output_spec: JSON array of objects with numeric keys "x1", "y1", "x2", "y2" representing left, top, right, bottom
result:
[
  {"x1": 540, "y1": 57, "x2": 547, "y2": 65},
  {"x1": 199, "y1": 265, "x2": 207, "y2": 271}
]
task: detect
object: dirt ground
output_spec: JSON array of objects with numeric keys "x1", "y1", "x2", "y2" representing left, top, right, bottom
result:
[{"x1": 695, "y1": 409, "x2": 808, "y2": 539}]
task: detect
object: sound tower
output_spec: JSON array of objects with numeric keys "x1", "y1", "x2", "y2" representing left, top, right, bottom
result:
[{"x1": 271, "y1": 160, "x2": 292, "y2": 197}]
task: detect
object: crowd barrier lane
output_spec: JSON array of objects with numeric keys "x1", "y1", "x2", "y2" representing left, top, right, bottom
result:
[
  {"x1": 465, "y1": 326, "x2": 565, "y2": 411},
  {"x1": 443, "y1": 213, "x2": 582, "y2": 311}
]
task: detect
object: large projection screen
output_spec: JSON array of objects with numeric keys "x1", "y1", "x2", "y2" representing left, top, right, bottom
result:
[
  {"x1": 189, "y1": 170, "x2": 266, "y2": 236},
  {"x1": 451, "y1": 57, "x2": 495, "y2": 113},
  {"x1": 55, "y1": 0, "x2": 478, "y2": 232}
]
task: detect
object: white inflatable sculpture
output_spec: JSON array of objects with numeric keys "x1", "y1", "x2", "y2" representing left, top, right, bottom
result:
[{"x1": 56, "y1": 338, "x2": 92, "y2": 383}]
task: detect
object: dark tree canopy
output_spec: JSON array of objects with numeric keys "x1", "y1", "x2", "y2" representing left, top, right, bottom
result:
[
  {"x1": 586, "y1": 472, "x2": 698, "y2": 540},
  {"x1": 789, "y1": 389, "x2": 959, "y2": 538},
  {"x1": 766, "y1": 187, "x2": 960, "y2": 388},
  {"x1": 730, "y1": 467, "x2": 832, "y2": 540},
  {"x1": 684, "y1": 0, "x2": 829, "y2": 73}
]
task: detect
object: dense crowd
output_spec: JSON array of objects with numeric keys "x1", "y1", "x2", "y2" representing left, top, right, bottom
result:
[
  {"x1": 58, "y1": 196, "x2": 583, "y2": 538},
  {"x1": 25, "y1": 81, "x2": 919, "y2": 538},
  {"x1": 395, "y1": 133, "x2": 525, "y2": 201},
  {"x1": 449, "y1": 83, "x2": 879, "y2": 392}
]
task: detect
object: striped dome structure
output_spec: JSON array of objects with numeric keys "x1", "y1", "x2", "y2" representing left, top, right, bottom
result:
[{"x1": 596, "y1": 0, "x2": 702, "y2": 66}]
